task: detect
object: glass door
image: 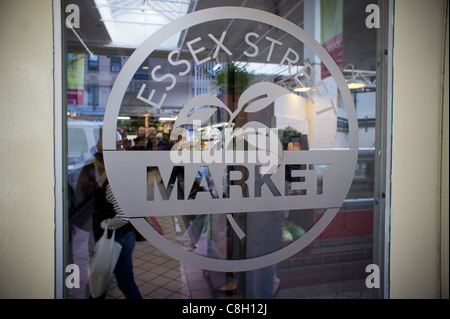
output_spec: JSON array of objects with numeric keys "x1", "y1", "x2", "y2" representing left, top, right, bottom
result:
[{"x1": 61, "y1": 0, "x2": 388, "y2": 299}]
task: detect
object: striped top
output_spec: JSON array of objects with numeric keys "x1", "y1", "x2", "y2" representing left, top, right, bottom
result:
[{"x1": 104, "y1": 183, "x2": 129, "y2": 230}]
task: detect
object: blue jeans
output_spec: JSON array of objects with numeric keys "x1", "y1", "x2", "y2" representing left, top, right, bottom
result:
[
  {"x1": 245, "y1": 264, "x2": 277, "y2": 299},
  {"x1": 113, "y1": 230, "x2": 142, "y2": 299}
]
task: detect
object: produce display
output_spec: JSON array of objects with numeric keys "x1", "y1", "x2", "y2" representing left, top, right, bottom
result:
[{"x1": 282, "y1": 220, "x2": 306, "y2": 242}]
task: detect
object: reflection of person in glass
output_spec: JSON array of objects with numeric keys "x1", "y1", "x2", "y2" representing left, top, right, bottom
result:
[
  {"x1": 91, "y1": 138, "x2": 142, "y2": 299},
  {"x1": 155, "y1": 133, "x2": 169, "y2": 150},
  {"x1": 242, "y1": 81, "x2": 283, "y2": 299},
  {"x1": 245, "y1": 211, "x2": 282, "y2": 299}
]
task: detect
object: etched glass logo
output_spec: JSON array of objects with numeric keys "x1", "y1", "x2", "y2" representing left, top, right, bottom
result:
[{"x1": 102, "y1": 7, "x2": 359, "y2": 272}]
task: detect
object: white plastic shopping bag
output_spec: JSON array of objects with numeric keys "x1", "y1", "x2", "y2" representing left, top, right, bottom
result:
[{"x1": 88, "y1": 223, "x2": 122, "y2": 298}]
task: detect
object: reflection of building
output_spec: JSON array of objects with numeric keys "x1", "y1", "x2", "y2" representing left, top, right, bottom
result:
[
  {"x1": 68, "y1": 54, "x2": 127, "y2": 117},
  {"x1": 68, "y1": 54, "x2": 214, "y2": 122}
]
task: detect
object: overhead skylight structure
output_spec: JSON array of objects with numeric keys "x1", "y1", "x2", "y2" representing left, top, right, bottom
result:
[{"x1": 94, "y1": 0, "x2": 196, "y2": 49}]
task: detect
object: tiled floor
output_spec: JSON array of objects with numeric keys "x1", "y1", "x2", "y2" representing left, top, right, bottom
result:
[
  {"x1": 69, "y1": 215, "x2": 374, "y2": 299},
  {"x1": 274, "y1": 263, "x2": 375, "y2": 299},
  {"x1": 107, "y1": 241, "x2": 210, "y2": 299},
  {"x1": 106, "y1": 214, "x2": 215, "y2": 299}
]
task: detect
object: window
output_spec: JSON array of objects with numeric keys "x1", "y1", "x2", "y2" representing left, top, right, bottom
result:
[
  {"x1": 110, "y1": 56, "x2": 121, "y2": 72},
  {"x1": 133, "y1": 58, "x2": 150, "y2": 81},
  {"x1": 87, "y1": 54, "x2": 99, "y2": 71},
  {"x1": 87, "y1": 84, "x2": 99, "y2": 108}
]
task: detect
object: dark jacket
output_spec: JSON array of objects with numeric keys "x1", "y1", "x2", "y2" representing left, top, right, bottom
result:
[{"x1": 92, "y1": 180, "x2": 134, "y2": 242}]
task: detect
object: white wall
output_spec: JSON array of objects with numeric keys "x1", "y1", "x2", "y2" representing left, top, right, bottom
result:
[
  {"x1": 390, "y1": 0, "x2": 446, "y2": 298},
  {"x1": 0, "y1": 0, "x2": 55, "y2": 298}
]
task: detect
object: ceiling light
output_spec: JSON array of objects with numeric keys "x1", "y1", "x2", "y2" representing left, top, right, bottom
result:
[
  {"x1": 294, "y1": 86, "x2": 313, "y2": 93},
  {"x1": 346, "y1": 79, "x2": 365, "y2": 90},
  {"x1": 343, "y1": 63, "x2": 366, "y2": 90}
]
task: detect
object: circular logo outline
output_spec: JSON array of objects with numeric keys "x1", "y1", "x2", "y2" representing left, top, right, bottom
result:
[{"x1": 103, "y1": 7, "x2": 359, "y2": 272}]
